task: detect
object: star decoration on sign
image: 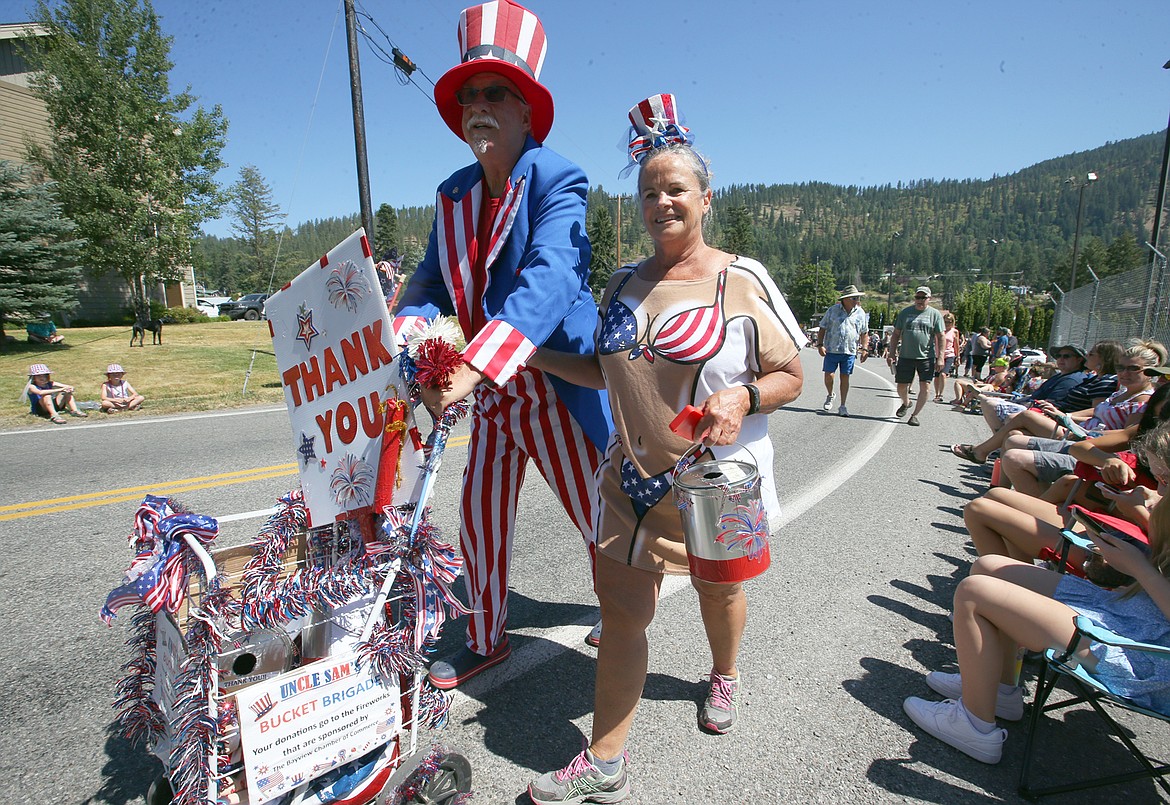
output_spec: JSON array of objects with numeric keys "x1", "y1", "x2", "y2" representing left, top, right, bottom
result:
[
  {"x1": 296, "y1": 304, "x2": 319, "y2": 349},
  {"x1": 298, "y1": 433, "x2": 316, "y2": 467}
]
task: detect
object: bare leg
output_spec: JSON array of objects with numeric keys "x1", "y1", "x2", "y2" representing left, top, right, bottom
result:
[
  {"x1": 897, "y1": 382, "x2": 910, "y2": 409},
  {"x1": 984, "y1": 486, "x2": 1065, "y2": 526},
  {"x1": 962, "y1": 493, "x2": 1071, "y2": 560},
  {"x1": 128, "y1": 394, "x2": 145, "y2": 410},
  {"x1": 912, "y1": 380, "x2": 931, "y2": 416},
  {"x1": 692, "y1": 578, "x2": 746, "y2": 677},
  {"x1": 839, "y1": 372, "x2": 851, "y2": 405},
  {"x1": 934, "y1": 371, "x2": 947, "y2": 400},
  {"x1": 822, "y1": 372, "x2": 834, "y2": 397},
  {"x1": 590, "y1": 553, "x2": 661, "y2": 761},
  {"x1": 980, "y1": 397, "x2": 1006, "y2": 431},
  {"x1": 1002, "y1": 448, "x2": 1045, "y2": 498},
  {"x1": 971, "y1": 409, "x2": 1055, "y2": 463},
  {"x1": 953, "y1": 556, "x2": 1081, "y2": 722}
]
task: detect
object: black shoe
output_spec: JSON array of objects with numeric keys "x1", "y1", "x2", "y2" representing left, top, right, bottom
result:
[
  {"x1": 427, "y1": 636, "x2": 511, "y2": 690},
  {"x1": 895, "y1": 402, "x2": 911, "y2": 417}
]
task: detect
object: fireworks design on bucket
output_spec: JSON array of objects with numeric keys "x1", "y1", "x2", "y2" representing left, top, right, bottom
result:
[
  {"x1": 716, "y1": 498, "x2": 769, "y2": 561},
  {"x1": 326, "y1": 260, "x2": 370, "y2": 312},
  {"x1": 330, "y1": 453, "x2": 374, "y2": 507}
]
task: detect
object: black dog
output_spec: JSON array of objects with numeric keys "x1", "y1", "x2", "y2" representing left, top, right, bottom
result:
[{"x1": 131, "y1": 318, "x2": 163, "y2": 347}]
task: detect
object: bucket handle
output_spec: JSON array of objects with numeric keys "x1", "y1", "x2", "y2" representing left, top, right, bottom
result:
[{"x1": 674, "y1": 439, "x2": 759, "y2": 477}]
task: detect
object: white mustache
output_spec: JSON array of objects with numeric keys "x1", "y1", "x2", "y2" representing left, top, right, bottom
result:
[{"x1": 467, "y1": 113, "x2": 499, "y2": 130}]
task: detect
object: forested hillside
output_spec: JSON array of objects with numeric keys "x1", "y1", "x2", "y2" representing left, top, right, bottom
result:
[{"x1": 196, "y1": 131, "x2": 1166, "y2": 317}]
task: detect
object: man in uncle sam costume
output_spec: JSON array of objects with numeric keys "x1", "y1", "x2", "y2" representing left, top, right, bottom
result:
[{"x1": 393, "y1": 0, "x2": 612, "y2": 688}]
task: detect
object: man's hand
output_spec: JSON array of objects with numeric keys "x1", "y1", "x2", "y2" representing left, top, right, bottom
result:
[
  {"x1": 817, "y1": 345, "x2": 826, "y2": 357},
  {"x1": 420, "y1": 362, "x2": 485, "y2": 419}
]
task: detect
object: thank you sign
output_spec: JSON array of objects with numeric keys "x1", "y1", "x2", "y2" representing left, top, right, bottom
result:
[{"x1": 266, "y1": 229, "x2": 397, "y2": 526}]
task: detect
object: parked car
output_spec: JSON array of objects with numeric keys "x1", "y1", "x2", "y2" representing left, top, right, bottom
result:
[
  {"x1": 218, "y1": 293, "x2": 269, "y2": 321},
  {"x1": 1018, "y1": 347, "x2": 1048, "y2": 367},
  {"x1": 194, "y1": 296, "x2": 231, "y2": 317}
]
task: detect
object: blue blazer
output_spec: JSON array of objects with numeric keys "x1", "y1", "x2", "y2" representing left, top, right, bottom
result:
[{"x1": 396, "y1": 137, "x2": 612, "y2": 451}]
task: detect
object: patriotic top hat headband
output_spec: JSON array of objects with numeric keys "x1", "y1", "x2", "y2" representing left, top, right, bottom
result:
[
  {"x1": 434, "y1": 0, "x2": 554, "y2": 143},
  {"x1": 620, "y1": 93, "x2": 697, "y2": 178}
]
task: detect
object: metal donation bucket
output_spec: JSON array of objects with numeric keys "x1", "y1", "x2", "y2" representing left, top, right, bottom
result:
[{"x1": 674, "y1": 456, "x2": 771, "y2": 584}]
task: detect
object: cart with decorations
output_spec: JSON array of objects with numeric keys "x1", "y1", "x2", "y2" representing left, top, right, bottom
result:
[{"x1": 101, "y1": 232, "x2": 477, "y2": 805}]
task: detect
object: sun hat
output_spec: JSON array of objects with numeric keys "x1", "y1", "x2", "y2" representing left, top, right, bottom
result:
[
  {"x1": 1144, "y1": 365, "x2": 1170, "y2": 379},
  {"x1": 433, "y1": 0, "x2": 554, "y2": 143},
  {"x1": 915, "y1": 286, "x2": 931, "y2": 296},
  {"x1": 106, "y1": 363, "x2": 125, "y2": 374},
  {"x1": 838, "y1": 284, "x2": 864, "y2": 299},
  {"x1": 28, "y1": 363, "x2": 50, "y2": 376},
  {"x1": 1057, "y1": 344, "x2": 1086, "y2": 359}
]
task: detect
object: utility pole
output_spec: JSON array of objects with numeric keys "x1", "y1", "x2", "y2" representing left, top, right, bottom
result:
[
  {"x1": 615, "y1": 194, "x2": 622, "y2": 269},
  {"x1": 987, "y1": 238, "x2": 999, "y2": 330},
  {"x1": 344, "y1": 0, "x2": 375, "y2": 244},
  {"x1": 1151, "y1": 59, "x2": 1170, "y2": 254}
]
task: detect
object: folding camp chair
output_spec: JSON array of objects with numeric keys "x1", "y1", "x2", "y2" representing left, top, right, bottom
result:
[{"x1": 1017, "y1": 615, "x2": 1170, "y2": 800}]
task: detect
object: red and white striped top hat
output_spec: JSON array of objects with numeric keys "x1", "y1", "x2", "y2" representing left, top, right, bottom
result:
[{"x1": 434, "y1": 0, "x2": 554, "y2": 143}]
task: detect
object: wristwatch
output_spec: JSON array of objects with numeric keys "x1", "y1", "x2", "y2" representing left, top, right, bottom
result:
[{"x1": 743, "y1": 383, "x2": 761, "y2": 416}]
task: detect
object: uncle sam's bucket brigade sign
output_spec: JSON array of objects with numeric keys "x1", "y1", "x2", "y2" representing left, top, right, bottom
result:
[{"x1": 266, "y1": 229, "x2": 420, "y2": 526}]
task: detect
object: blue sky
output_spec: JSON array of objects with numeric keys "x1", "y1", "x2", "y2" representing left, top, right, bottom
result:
[{"x1": 18, "y1": 0, "x2": 1169, "y2": 238}]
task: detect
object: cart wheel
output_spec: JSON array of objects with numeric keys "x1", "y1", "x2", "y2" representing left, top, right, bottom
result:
[
  {"x1": 409, "y1": 750, "x2": 471, "y2": 804},
  {"x1": 146, "y1": 775, "x2": 173, "y2": 805}
]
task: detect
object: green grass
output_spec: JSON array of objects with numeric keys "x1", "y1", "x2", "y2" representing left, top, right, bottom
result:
[{"x1": 1, "y1": 320, "x2": 285, "y2": 429}]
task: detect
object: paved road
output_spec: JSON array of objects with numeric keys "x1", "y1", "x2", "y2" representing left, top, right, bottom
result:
[{"x1": 1, "y1": 351, "x2": 1166, "y2": 804}]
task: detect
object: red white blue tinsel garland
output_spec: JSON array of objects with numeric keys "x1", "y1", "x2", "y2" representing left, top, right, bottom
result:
[
  {"x1": 111, "y1": 608, "x2": 165, "y2": 747},
  {"x1": 168, "y1": 580, "x2": 234, "y2": 805}
]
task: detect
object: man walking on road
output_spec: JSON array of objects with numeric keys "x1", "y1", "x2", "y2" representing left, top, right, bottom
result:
[
  {"x1": 886, "y1": 286, "x2": 945, "y2": 426},
  {"x1": 817, "y1": 284, "x2": 869, "y2": 417},
  {"x1": 393, "y1": 0, "x2": 611, "y2": 689}
]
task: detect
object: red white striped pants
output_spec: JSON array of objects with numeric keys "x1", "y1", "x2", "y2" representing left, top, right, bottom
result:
[{"x1": 459, "y1": 367, "x2": 601, "y2": 654}]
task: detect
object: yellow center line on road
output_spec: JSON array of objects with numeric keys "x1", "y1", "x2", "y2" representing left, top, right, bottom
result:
[{"x1": 1, "y1": 433, "x2": 470, "y2": 521}]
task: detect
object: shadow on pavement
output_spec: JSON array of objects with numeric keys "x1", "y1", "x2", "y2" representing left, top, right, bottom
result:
[{"x1": 91, "y1": 724, "x2": 161, "y2": 805}]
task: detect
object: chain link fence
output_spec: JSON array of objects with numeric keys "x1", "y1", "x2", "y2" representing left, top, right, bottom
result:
[{"x1": 1050, "y1": 253, "x2": 1170, "y2": 350}]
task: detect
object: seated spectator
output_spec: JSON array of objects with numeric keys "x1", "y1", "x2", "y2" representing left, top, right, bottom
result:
[
  {"x1": 950, "y1": 358, "x2": 1012, "y2": 406},
  {"x1": 904, "y1": 422, "x2": 1170, "y2": 765},
  {"x1": 26, "y1": 313, "x2": 64, "y2": 345},
  {"x1": 978, "y1": 341, "x2": 1122, "y2": 431},
  {"x1": 25, "y1": 363, "x2": 85, "y2": 423},
  {"x1": 950, "y1": 340, "x2": 1123, "y2": 464},
  {"x1": 1017, "y1": 361, "x2": 1057, "y2": 396},
  {"x1": 100, "y1": 363, "x2": 145, "y2": 412},
  {"x1": 998, "y1": 340, "x2": 1166, "y2": 495}
]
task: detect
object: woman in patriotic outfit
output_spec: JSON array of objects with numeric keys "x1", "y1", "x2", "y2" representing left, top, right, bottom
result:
[
  {"x1": 528, "y1": 95, "x2": 806, "y2": 804},
  {"x1": 393, "y1": 0, "x2": 611, "y2": 689}
]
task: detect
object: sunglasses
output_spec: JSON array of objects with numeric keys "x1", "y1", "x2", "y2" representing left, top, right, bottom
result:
[
  {"x1": 914, "y1": 294, "x2": 928, "y2": 300},
  {"x1": 1120, "y1": 364, "x2": 1153, "y2": 373},
  {"x1": 455, "y1": 85, "x2": 526, "y2": 106},
  {"x1": 1055, "y1": 353, "x2": 1078, "y2": 359}
]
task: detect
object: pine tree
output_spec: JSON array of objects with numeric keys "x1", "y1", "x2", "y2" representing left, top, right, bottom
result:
[
  {"x1": 373, "y1": 203, "x2": 400, "y2": 260},
  {"x1": 26, "y1": 0, "x2": 227, "y2": 315},
  {"x1": 0, "y1": 161, "x2": 84, "y2": 344},
  {"x1": 230, "y1": 165, "x2": 282, "y2": 290},
  {"x1": 587, "y1": 204, "x2": 617, "y2": 301},
  {"x1": 722, "y1": 205, "x2": 755, "y2": 255}
]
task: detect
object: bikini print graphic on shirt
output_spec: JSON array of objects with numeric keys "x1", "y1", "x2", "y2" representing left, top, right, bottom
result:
[
  {"x1": 599, "y1": 269, "x2": 727, "y2": 364},
  {"x1": 602, "y1": 268, "x2": 727, "y2": 515}
]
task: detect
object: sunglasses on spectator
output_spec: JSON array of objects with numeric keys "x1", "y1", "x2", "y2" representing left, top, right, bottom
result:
[
  {"x1": 1055, "y1": 353, "x2": 1078, "y2": 359},
  {"x1": 914, "y1": 294, "x2": 928, "y2": 300},
  {"x1": 455, "y1": 85, "x2": 526, "y2": 105},
  {"x1": 1120, "y1": 364, "x2": 1153, "y2": 373}
]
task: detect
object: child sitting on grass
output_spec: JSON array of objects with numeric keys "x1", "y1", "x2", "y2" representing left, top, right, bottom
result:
[{"x1": 100, "y1": 363, "x2": 145, "y2": 412}]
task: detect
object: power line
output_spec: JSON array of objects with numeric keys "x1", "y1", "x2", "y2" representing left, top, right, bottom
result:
[{"x1": 352, "y1": 2, "x2": 437, "y2": 106}]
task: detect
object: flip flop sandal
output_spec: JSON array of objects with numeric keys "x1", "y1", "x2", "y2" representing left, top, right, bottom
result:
[
  {"x1": 70, "y1": 410, "x2": 88, "y2": 418},
  {"x1": 950, "y1": 443, "x2": 980, "y2": 463},
  {"x1": 50, "y1": 416, "x2": 66, "y2": 424}
]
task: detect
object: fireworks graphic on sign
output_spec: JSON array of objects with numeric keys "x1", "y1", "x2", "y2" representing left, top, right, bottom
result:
[
  {"x1": 326, "y1": 260, "x2": 370, "y2": 312},
  {"x1": 716, "y1": 498, "x2": 769, "y2": 560},
  {"x1": 297, "y1": 433, "x2": 317, "y2": 467},
  {"x1": 296, "y1": 303, "x2": 319, "y2": 349},
  {"x1": 330, "y1": 453, "x2": 374, "y2": 507}
]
